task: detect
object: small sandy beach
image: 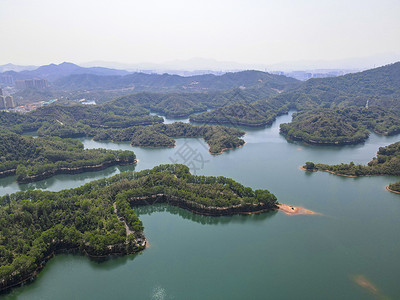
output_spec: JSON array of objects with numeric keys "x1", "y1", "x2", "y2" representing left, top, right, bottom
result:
[
  {"x1": 278, "y1": 203, "x2": 320, "y2": 216},
  {"x1": 386, "y1": 186, "x2": 400, "y2": 194}
]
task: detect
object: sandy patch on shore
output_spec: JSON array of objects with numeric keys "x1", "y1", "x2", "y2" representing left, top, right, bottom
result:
[
  {"x1": 145, "y1": 240, "x2": 151, "y2": 249},
  {"x1": 278, "y1": 203, "x2": 320, "y2": 216},
  {"x1": 386, "y1": 185, "x2": 400, "y2": 194},
  {"x1": 353, "y1": 275, "x2": 379, "y2": 295}
]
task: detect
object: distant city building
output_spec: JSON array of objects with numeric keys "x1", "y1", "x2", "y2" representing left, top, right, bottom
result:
[
  {"x1": 0, "y1": 96, "x2": 5, "y2": 109},
  {"x1": 25, "y1": 79, "x2": 35, "y2": 89},
  {"x1": 4, "y1": 95, "x2": 15, "y2": 108},
  {"x1": 0, "y1": 75, "x2": 14, "y2": 85},
  {"x1": 0, "y1": 87, "x2": 3, "y2": 96},
  {"x1": 15, "y1": 80, "x2": 26, "y2": 89},
  {"x1": 34, "y1": 78, "x2": 48, "y2": 89},
  {"x1": 15, "y1": 78, "x2": 48, "y2": 89}
]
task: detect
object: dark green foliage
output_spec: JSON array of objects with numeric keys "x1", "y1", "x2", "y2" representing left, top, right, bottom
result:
[
  {"x1": 0, "y1": 133, "x2": 136, "y2": 182},
  {"x1": 276, "y1": 62, "x2": 400, "y2": 111},
  {"x1": 190, "y1": 103, "x2": 276, "y2": 126},
  {"x1": 31, "y1": 104, "x2": 162, "y2": 129},
  {"x1": 281, "y1": 107, "x2": 400, "y2": 145},
  {"x1": 304, "y1": 162, "x2": 315, "y2": 170},
  {"x1": 388, "y1": 182, "x2": 400, "y2": 193},
  {"x1": 53, "y1": 70, "x2": 299, "y2": 94},
  {"x1": 280, "y1": 108, "x2": 370, "y2": 144},
  {"x1": 308, "y1": 142, "x2": 400, "y2": 176},
  {"x1": 91, "y1": 122, "x2": 245, "y2": 154},
  {"x1": 0, "y1": 164, "x2": 277, "y2": 289},
  {"x1": 130, "y1": 127, "x2": 175, "y2": 148}
]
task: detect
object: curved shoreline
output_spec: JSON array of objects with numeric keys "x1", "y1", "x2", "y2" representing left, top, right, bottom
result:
[
  {"x1": 16, "y1": 159, "x2": 137, "y2": 183},
  {"x1": 280, "y1": 131, "x2": 368, "y2": 146},
  {"x1": 301, "y1": 167, "x2": 400, "y2": 194},
  {"x1": 1, "y1": 201, "x2": 145, "y2": 294},
  {"x1": 0, "y1": 243, "x2": 145, "y2": 294},
  {"x1": 127, "y1": 194, "x2": 276, "y2": 216},
  {"x1": 300, "y1": 165, "x2": 398, "y2": 178},
  {"x1": 300, "y1": 166, "x2": 357, "y2": 178},
  {"x1": 386, "y1": 186, "x2": 400, "y2": 194},
  {"x1": 0, "y1": 191, "x2": 315, "y2": 294},
  {"x1": 278, "y1": 203, "x2": 320, "y2": 216},
  {"x1": 209, "y1": 141, "x2": 247, "y2": 155},
  {"x1": 0, "y1": 169, "x2": 16, "y2": 178},
  {"x1": 189, "y1": 118, "x2": 272, "y2": 127}
]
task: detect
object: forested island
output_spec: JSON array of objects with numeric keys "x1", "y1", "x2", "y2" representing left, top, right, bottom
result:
[
  {"x1": 189, "y1": 103, "x2": 276, "y2": 127},
  {"x1": 280, "y1": 107, "x2": 400, "y2": 145},
  {"x1": 0, "y1": 104, "x2": 245, "y2": 155},
  {"x1": 93, "y1": 122, "x2": 245, "y2": 154},
  {"x1": 302, "y1": 142, "x2": 400, "y2": 191},
  {"x1": 387, "y1": 182, "x2": 400, "y2": 193},
  {"x1": 0, "y1": 133, "x2": 136, "y2": 183},
  {"x1": 0, "y1": 164, "x2": 278, "y2": 292},
  {"x1": 3, "y1": 62, "x2": 400, "y2": 149}
]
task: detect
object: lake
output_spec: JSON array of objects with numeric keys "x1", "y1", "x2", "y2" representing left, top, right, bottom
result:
[{"x1": 2, "y1": 112, "x2": 400, "y2": 299}]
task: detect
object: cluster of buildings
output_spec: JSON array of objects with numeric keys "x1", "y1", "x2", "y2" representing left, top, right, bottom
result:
[
  {"x1": 15, "y1": 78, "x2": 48, "y2": 89},
  {"x1": 0, "y1": 75, "x2": 14, "y2": 85},
  {"x1": 0, "y1": 88, "x2": 15, "y2": 109}
]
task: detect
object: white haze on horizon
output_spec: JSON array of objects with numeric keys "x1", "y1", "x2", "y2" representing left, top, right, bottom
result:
[{"x1": 0, "y1": 0, "x2": 399, "y2": 70}]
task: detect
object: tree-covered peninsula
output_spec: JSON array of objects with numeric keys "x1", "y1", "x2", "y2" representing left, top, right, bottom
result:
[
  {"x1": 92, "y1": 122, "x2": 245, "y2": 154},
  {"x1": 189, "y1": 103, "x2": 276, "y2": 127},
  {"x1": 0, "y1": 164, "x2": 278, "y2": 292},
  {"x1": 303, "y1": 141, "x2": 400, "y2": 177},
  {"x1": 280, "y1": 107, "x2": 400, "y2": 145},
  {"x1": 0, "y1": 103, "x2": 246, "y2": 154},
  {"x1": 388, "y1": 182, "x2": 400, "y2": 193},
  {"x1": 0, "y1": 133, "x2": 136, "y2": 183}
]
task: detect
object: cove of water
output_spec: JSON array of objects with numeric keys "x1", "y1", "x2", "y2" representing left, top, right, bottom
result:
[{"x1": 2, "y1": 112, "x2": 400, "y2": 299}]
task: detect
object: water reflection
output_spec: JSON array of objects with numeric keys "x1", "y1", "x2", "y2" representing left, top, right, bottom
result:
[
  {"x1": 135, "y1": 203, "x2": 278, "y2": 226},
  {"x1": 0, "y1": 164, "x2": 137, "y2": 196}
]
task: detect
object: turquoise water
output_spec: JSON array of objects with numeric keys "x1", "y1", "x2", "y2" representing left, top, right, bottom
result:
[{"x1": 2, "y1": 112, "x2": 400, "y2": 299}]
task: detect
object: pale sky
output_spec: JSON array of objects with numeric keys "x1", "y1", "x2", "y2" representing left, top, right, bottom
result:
[{"x1": 1, "y1": 0, "x2": 400, "y2": 66}]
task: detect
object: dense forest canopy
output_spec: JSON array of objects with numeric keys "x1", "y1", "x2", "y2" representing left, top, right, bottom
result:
[
  {"x1": 190, "y1": 62, "x2": 400, "y2": 140},
  {"x1": 280, "y1": 107, "x2": 400, "y2": 145},
  {"x1": 0, "y1": 164, "x2": 277, "y2": 291},
  {"x1": 303, "y1": 141, "x2": 400, "y2": 177},
  {"x1": 0, "y1": 133, "x2": 136, "y2": 182},
  {"x1": 52, "y1": 69, "x2": 300, "y2": 93},
  {"x1": 276, "y1": 62, "x2": 400, "y2": 110},
  {"x1": 0, "y1": 104, "x2": 246, "y2": 155},
  {"x1": 92, "y1": 122, "x2": 245, "y2": 154},
  {"x1": 1, "y1": 62, "x2": 400, "y2": 157}
]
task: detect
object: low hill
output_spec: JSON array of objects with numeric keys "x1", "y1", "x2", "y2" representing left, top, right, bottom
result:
[
  {"x1": 280, "y1": 107, "x2": 400, "y2": 145},
  {"x1": 275, "y1": 61, "x2": 400, "y2": 110},
  {"x1": 0, "y1": 133, "x2": 136, "y2": 182},
  {"x1": 53, "y1": 69, "x2": 299, "y2": 93}
]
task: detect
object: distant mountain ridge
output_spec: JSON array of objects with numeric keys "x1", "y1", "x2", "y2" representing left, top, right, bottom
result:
[
  {"x1": 0, "y1": 62, "x2": 130, "y2": 82},
  {"x1": 276, "y1": 61, "x2": 400, "y2": 110},
  {"x1": 0, "y1": 63, "x2": 38, "y2": 73},
  {"x1": 53, "y1": 70, "x2": 299, "y2": 92}
]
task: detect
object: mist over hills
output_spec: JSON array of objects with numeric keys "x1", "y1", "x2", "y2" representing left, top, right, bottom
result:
[{"x1": 1, "y1": 62, "x2": 129, "y2": 81}]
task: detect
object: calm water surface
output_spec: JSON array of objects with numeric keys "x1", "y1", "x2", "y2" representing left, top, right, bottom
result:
[{"x1": 2, "y1": 112, "x2": 400, "y2": 299}]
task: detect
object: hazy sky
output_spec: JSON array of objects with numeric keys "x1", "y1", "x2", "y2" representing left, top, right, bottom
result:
[{"x1": 1, "y1": 0, "x2": 400, "y2": 65}]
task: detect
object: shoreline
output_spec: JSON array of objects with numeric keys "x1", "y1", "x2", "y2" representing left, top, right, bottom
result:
[
  {"x1": 300, "y1": 165, "x2": 396, "y2": 178},
  {"x1": 16, "y1": 159, "x2": 137, "y2": 184},
  {"x1": 209, "y1": 141, "x2": 247, "y2": 155},
  {"x1": 300, "y1": 166, "x2": 357, "y2": 178},
  {"x1": 386, "y1": 186, "x2": 400, "y2": 194},
  {"x1": 128, "y1": 194, "x2": 276, "y2": 216},
  {"x1": 0, "y1": 244, "x2": 145, "y2": 294},
  {"x1": 281, "y1": 132, "x2": 367, "y2": 146},
  {"x1": 1, "y1": 201, "x2": 145, "y2": 294},
  {"x1": 277, "y1": 203, "x2": 320, "y2": 216}
]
